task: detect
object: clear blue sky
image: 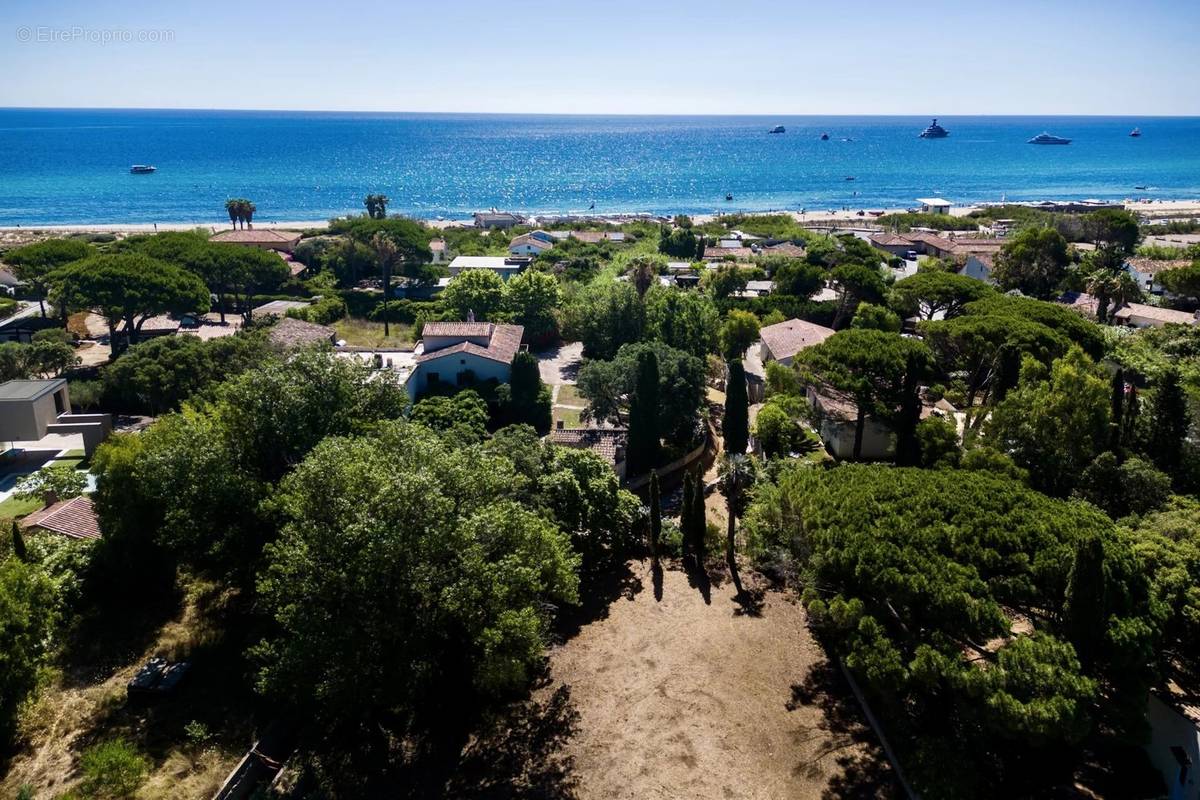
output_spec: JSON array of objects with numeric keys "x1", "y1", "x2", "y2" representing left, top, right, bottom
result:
[{"x1": 2, "y1": 0, "x2": 1198, "y2": 114}]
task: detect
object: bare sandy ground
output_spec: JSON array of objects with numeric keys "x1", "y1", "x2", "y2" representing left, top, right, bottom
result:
[{"x1": 536, "y1": 560, "x2": 894, "y2": 800}]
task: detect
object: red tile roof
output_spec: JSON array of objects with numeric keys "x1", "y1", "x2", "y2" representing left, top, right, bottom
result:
[
  {"x1": 422, "y1": 321, "x2": 495, "y2": 338},
  {"x1": 764, "y1": 242, "x2": 806, "y2": 257},
  {"x1": 550, "y1": 427, "x2": 627, "y2": 465},
  {"x1": 22, "y1": 495, "x2": 101, "y2": 540},
  {"x1": 209, "y1": 229, "x2": 301, "y2": 246},
  {"x1": 704, "y1": 246, "x2": 756, "y2": 260},
  {"x1": 416, "y1": 323, "x2": 524, "y2": 366},
  {"x1": 868, "y1": 233, "x2": 913, "y2": 247},
  {"x1": 760, "y1": 318, "x2": 836, "y2": 362}
]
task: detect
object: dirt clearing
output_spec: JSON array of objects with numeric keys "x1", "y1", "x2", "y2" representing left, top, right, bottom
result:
[{"x1": 536, "y1": 560, "x2": 896, "y2": 800}]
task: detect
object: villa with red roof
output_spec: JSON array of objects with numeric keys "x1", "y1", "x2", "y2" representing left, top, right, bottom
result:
[{"x1": 407, "y1": 321, "x2": 525, "y2": 399}]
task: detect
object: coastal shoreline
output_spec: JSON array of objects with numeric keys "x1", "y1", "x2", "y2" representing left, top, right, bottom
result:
[{"x1": 0, "y1": 198, "x2": 1198, "y2": 238}]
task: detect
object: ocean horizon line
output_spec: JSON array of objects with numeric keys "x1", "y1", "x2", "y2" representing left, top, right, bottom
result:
[{"x1": 2, "y1": 106, "x2": 1199, "y2": 119}]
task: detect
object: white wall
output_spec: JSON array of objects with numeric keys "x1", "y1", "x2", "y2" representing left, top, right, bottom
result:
[
  {"x1": 407, "y1": 352, "x2": 511, "y2": 400},
  {"x1": 1146, "y1": 695, "x2": 1200, "y2": 800}
]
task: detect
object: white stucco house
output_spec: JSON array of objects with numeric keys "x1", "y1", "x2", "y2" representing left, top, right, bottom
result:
[
  {"x1": 406, "y1": 321, "x2": 525, "y2": 400},
  {"x1": 447, "y1": 255, "x2": 531, "y2": 281},
  {"x1": 1112, "y1": 303, "x2": 1199, "y2": 329},
  {"x1": 508, "y1": 233, "x2": 555, "y2": 256},
  {"x1": 958, "y1": 253, "x2": 996, "y2": 284},
  {"x1": 1125, "y1": 257, "x2": 1190, "y2": 296}
]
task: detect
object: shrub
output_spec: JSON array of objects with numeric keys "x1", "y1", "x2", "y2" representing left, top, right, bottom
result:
[
  {"x1": 287, "y1": 296, "x2": 347, "y2": 326},
  {"x1": 78, "y1": 739, "x2": 149, "y2": 798}
]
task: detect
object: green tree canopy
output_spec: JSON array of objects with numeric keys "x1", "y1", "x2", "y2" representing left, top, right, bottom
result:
[
  {"x1": 644, "y1": 285, "x2": 718, "y2": 359},
  {"x1": 253, "y1": 422, "x2": 580, "y2": 779},
  {"x1": 92, "y1": 351, "x2": 408, "y2": 584},
  {"x1": 4, "y1": 238, "x2": 93, "y2": 316},
  {"x1": 889, "y1": 271, "x2": 993, "y2": 320},
  {"x1": 765, "y1": 257, "x2": 825, "y2": 299},
  {"x1": 52, "y1": 253, "x2": 210, "y2": 347},
  {"x1": 797, "y1": 329, "x2": 932, "y2": 460},
  {"x1": 442, "y1": 269, "x2": 507, "y2": 320},
  {"x1": 101, "y1": 333, "x2": 267, "y2": 415},
  {"x1": 1156, "y1": 262, "x2": 1200, "y2": 303},
  {"x1": 0, "y1": 557, "x2": 57, "y2": 740},
  {"x1": 985, "y1": 348, "x2": 1111, "y2": 497},
  {"x1": 561, "y1": 281, "x2": 645, "y2": 360},
  {"x1": 992, "y1": 228, "x2": 1070, "y2": 298},
  {"x1": 505, "y1": 268, "x2": 560, "y2": 343},
  {"x1": 718, "y1": 309, "x2": 760, "y2": 361},
  {"x1": 577, "y1": 340, "x2": 705, "y2": 445},
  {"x1": 743, "y1": 464, "x2": 1160, "y2": 797}
]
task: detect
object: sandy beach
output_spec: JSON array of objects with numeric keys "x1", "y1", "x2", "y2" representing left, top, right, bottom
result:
[{"x1": 1, "y1": 199, "x2": 1198, "y2": 248}]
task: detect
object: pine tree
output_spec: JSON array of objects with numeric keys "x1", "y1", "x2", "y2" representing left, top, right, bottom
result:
[
  {"x1": 627, "y1": 350, "x2": 661, "y2": 477},
  {"x1": 648, "y1": 471, "x2": 662, "y2": 561},
  {"x1": 723, "y1": 361, "x2": 749, "y2": 456},
  {"x1": 1148, "y1": 367, "x2": 1189, "y2": 480}
]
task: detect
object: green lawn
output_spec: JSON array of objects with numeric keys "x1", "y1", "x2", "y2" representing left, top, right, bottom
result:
[
  {"x1": 555, "y1": 384, "x2": 585, "y2": 407},
  {"x1": 552, "y1": 406, "x2": 582, "y2": 428},
  {"x1": 0, "y1": 494, "x2": 43, "y2": 519},
  {"x1": 334, "y1": 318, "x2": 415, "y2": 348}
]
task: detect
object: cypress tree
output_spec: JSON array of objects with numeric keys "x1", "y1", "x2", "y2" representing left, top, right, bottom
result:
[
  {"x1": 1109, "y1": 368, "x2": 1125, "y2": 459},
  {"x1": 723, "y1": 361, "x2": 749, "y2": 456},
  {"x1": 648, "y1": 471, "x2": 662, "y2": 561},
  {"x1": 1064, "y1": 534, "x2": 1107, "y2": 672},
  {"x1": 691, "y1": 473, "x2": 708, "y2": 565},
  {"x1": 627, "y1": 349, "x2": 661, "y2": 477},
  {"x1": 680, "y1": 472, "x2": 695, "y2": 565},
  {"x1": 11, "y1": 521, "x2": 27, "y2": 562},
  {"x1": 1149, "y1": 367, "x2": 1189, "y2": 480}
]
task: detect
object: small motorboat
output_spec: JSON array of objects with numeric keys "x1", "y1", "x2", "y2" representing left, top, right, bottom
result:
[
  {"x1": 768, "y1": 125, "x2": 785, "y2": 134},
  {"x1": 919, "y1": 118, "x2": 949, "y2": 138},
  {"x1": 129, "y1": 164, "x2": 156, "y2": 174},
  {"x1": 1028, "y1": 132, "x2": 1071, "y2": 145},
  {"x1": 844, "y1": 176, "x2": 856, "y2": 181},
  {"x1": 820, "y1": 132, "x2": 829, "y2": 141},
  {"x1": 1130, "y1": 127, "x2": 1142, "y2": 137},
  {"x1": 1134, "y1": 185, "x2": 1148, "y2": 190},
  {"x1": 725, "y1": 193, "x2": 734, "y2": 201}
]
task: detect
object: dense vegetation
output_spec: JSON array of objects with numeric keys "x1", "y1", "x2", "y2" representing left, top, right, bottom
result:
[
  {"x1": 746, "y1": 466, "x2": 1162, "y2": 798},
  {"x1": 4, "y1": 207, "x2": 1200, "y2": 797}
]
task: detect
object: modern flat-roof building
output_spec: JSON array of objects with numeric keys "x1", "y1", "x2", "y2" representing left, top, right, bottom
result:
[
  {"x1": 916, "y1": 198, "x2": 953, "y2": 215},
  {"x1": 0, "y1": 379, "x2": 111, "y2": 456},
  {"x1": 447, "y1": 255, "x2": 532, "y2": 280},
  {"x1": 473, "y1": 212, "x2": 524, "y2": 229}
]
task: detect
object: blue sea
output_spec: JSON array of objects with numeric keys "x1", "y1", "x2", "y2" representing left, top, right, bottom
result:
[{"x1": 0, "y1": 109, "x2": 1198, "y2": 225}]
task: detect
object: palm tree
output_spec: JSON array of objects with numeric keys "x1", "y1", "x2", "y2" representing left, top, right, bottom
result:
[
  {"x1": 371, "y1": 232, "x2": 399, "y2": 338},
  {"x1": 718, "y1": 454, "x2": 757, "y2": 600},
  {"x1": 242, "y1": 200, "x2": 256, "y2": 229},
  {"x1": 225, "y1": 198, "x2": 240, "y2": 229},
  {"x1": 364, "y1": 194, "x2": 390, "y2": 219},
  {"x1": 630, "y1": 257, "x2": 657, "y2": 298}
]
